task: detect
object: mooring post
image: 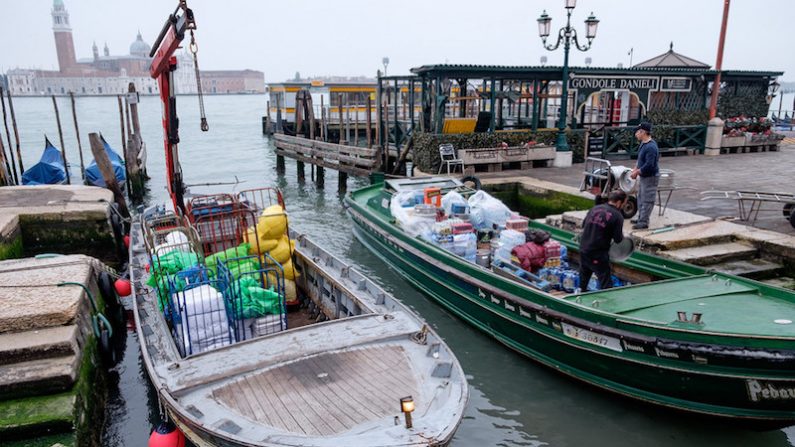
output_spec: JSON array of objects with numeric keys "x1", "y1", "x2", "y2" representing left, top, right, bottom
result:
[
  {"x1": 68, "y1": 92, "x2": 86, "y2": 180},
  {"x1": 320, "y1": 95, "x2": 327, "y2": 142},
  {"x1": 276, "y1": 153, "x2": 285, "y2": 174},
  {"x1": 0, "y1": 121, "x2": 8, "y2": 185},
  {"x1": 51, "y1": 96, "x2": 71, "y2": 184},
  {"x1": 366, "y1": 96, "x2": 372, "y2": 149},
  {"x1": 117, "y1": 95, "x2": 133, "y2": 193},
  {"x1": 0, "y1": 87, "x2": 19, "y2": 184},
  {"x1": 338, "y1": 96, "x2": 345, "y2": 145},
  {"x1": 6, "y1": 89, "x2": 24, "y2": 175},
  {"x1": 338, "y1": 170, "x2": 347, "y2": 192},
  {"x1": 88, "y1": 132, "x2": 129, "y2": 218}
]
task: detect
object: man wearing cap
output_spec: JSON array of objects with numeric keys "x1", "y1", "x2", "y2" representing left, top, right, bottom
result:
[
  {"x1": 579, "y1": 190, "x2": 627, "y2": 290},
  {"x1": 630, "y1": 122, "x2": 659, "y2": 230}
]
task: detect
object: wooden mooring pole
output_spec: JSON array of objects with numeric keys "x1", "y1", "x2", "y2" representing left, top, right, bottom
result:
[
  {"x1": 51, "y1": 96, "x2": 71, "y2": 184},
  {"x1": 69, "y1": 92, "x2": 86, "y2": 180},
  {"x1": 88, "y1": 132, "x2": 129, "y2": 218},
  {"x1": 0, "y1": 122, "x2": 9, "y2": 185},
  {"x1": 366, "y1": 96, "x2": 372, "y2": 149},
  {"x1": 6, "y1": 89, "x2": 24, "y2": 177},
  {"x1": 118, "y1": 95, "x2": 133, "y2": 194},
  {"x1": 0, "y1": 88, "x2": 18, "y2": 184}
]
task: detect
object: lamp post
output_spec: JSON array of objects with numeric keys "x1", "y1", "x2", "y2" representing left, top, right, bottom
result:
[
  {"x1": 382, "y1": 57, "x2": 390, "y2": 77},
  {"x1": 537, "y1": 0, "x2": 599, "y2": 153}
]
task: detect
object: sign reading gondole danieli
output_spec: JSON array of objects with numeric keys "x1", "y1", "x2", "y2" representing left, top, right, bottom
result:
[{"x1": 568, "y1": 76, "x2": 659, "y2": 90}]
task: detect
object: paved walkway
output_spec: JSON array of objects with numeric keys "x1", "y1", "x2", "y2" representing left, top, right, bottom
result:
[{"x1": 483, "y1": 143, "x2": 795, "y2": 234}]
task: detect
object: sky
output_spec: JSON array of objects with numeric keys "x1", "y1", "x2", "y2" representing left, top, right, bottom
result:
[{"x1": 1, "y1": 0, "x2": 793, "y2": 84}]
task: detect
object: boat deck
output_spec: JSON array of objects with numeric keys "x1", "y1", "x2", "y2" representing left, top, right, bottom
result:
[
  {"x1": 568, "y1": 275, "x2": 795, "y2": 337},
  {"x1": 212, "y1": 345, "x2": 418, "y2": 436}
]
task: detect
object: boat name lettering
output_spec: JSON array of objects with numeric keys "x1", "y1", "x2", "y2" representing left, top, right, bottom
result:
[
  {"x1": 519, "y1": 308, "x2": 532, "y2": 318},
  {"x1": 381, "y1": 198, "x2": 389, "y2": 209},
  {"x1": 622, "y1": 341, "x2": 645, "y2": 353},
  {"x1": 478, "y1": 289, "x2": 487, "y2": 299},
  {"x1": 552, "y1": 322, "x2": 562, "y2": 332},
  {"x1": 692, "y1": 355, "x2": 708, "y2": 365},
  {"x1": 504, "y1": 301, "x2": 516, "y2": 312},
  {"x1": 490, "y1": 295, "x2": 501, "y2": 304},
  {"x1": 535, "y1": 315, "x2": 549, "y2": 325},
  {"x1": 654, "y1": 348, "x2": 680, "y2": 359},
  {"x1": 561, "y1": 323, "x2": 623, "y2": 352},
  {"x1": 747, "y1": 380, "x2": 795, "y2": 402}
]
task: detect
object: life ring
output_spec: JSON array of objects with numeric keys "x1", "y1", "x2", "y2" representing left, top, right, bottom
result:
[{"x1": 461, "y1": 175, "x2": 481, "y2": 190}]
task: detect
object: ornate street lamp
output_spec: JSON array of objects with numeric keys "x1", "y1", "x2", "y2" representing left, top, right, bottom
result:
[
  {"x1": 382, "y1": 57, "x2": 390, "y2": 77},
  {"x1": 537, "y1": 3, "x2": 599, "y2": 152}
]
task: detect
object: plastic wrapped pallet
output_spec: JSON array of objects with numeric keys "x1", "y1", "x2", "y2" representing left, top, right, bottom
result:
[
  {"x1": 391, "y1": 192, "x2": 437, "y2": 238},
  {"x1": 177, "y1": 284, "x2": 232, "y2": 354},
  {"x1": 495, "y1": 229, "x2": 525, "y2": 261}
]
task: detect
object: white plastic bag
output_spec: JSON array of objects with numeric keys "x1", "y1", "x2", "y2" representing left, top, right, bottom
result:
[
  {"x1": 441, "y1": 190, "x2": 468, "y2": 216},
  {"x1": 468, "y1": 190, "x2": 512, "y2": 230},
  {"x1": 177, "y1": 284, "x2": 231, "y2": 354}
]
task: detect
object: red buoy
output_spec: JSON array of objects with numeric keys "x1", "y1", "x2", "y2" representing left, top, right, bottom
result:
[
  {"x1": 123, "y1": 235, "x2": 130, "y2": 248},
  {"x1": 114, "y1": 279, "x2": 132, "y2": 297},
  {"x1": 149, "y1": 421, "x2": 185, "y2": 447}
]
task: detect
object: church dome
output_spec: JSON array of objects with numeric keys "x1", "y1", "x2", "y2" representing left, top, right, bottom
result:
[{"x1": 129, "y1": 31, "x2": 151, "y2": 57}]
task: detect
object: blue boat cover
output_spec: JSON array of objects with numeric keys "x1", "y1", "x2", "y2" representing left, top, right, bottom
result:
[
  {"x1": 21, "y1": 140, "x2": 67, "y2": 185},
  {"x1": 86, "y1": 137, "x2": 126, "y2": 187}
]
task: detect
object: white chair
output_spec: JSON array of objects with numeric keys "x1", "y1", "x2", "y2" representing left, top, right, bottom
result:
[{"x1": 438, "y1": 143, "x2": 464, "y2": 175}]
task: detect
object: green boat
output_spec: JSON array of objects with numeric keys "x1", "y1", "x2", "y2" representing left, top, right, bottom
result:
[{"x1": 344, "y1": 176, "x2": 795, "y2": 428}]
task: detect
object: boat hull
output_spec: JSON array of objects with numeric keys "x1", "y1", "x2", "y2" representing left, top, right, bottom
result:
[{"x1": 347, "y1": 204, "x2": 795, "y2": 427}]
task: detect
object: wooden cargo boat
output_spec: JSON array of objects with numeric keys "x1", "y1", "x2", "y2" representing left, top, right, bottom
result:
[
  {"x1": 129, "y1": 197, "x2": 467, "y2": 446},
  {"x1": 345, "y1": 177, "x2": 795, "y2": 427}
]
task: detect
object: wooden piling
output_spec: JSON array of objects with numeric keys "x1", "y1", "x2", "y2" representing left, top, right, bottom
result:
[
  {"x1": 354, "y1": 101, "x2": 359, "y2": 147},
  {"x1": 0, "y1": 124, "x2": 8, "y2": 185},
  {"x1": 117, "y1": 95, "x2": 133, "y2": 194},
  {"x1": 88, "y1": 132, "x2": 129, "y2": 218},
  {"x1": 68, "y1": 92, "x2": 86, "y2": 180},
  {"x1": 127, "y1": 84, "x2": 144, "y2": 177},
  {"x1": 345, "y1": 93, "x2": 351, "y2": 143},
  {"x1": 51, "y1": 96, "x2": 71, "y2": 184},
  {"x1": 366, "y1": 96, "x2": 372, "y2": 149},
  {"x1": 320, "y1": 95, "x2": 327, "y2": 142},
  {"x1": 0, "y1": 87, "x2": 18, "y2": 184},
  {"x1": 338, "y1": 97, "x2": 345, "y2": 144},
  {"x1": 6, "y1": 89, "x2": 24, "y2": 175}
]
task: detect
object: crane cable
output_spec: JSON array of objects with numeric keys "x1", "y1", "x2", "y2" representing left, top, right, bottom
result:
[{"x1": 190, "y1": 29, "x2": 209, "y2": 132}]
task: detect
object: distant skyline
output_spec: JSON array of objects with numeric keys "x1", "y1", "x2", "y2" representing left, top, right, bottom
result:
[{"x1": 1, "y1": 0, "x2": 792, "y2": 83}]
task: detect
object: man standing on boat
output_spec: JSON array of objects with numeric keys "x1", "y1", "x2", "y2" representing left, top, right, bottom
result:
[
  {"x1": 629, "y1": 121, "x2": 660, "y2": 230},
  {"x1": 579, "y1": 190, "x2": 627, "y2": 290}
]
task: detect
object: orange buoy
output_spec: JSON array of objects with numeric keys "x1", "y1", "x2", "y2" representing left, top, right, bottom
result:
[
  {"x1": 149, "y1": 421, "x2": 185, "y2": 447},
  {"x1": 114, "y1": 279, "x2": 132, "y2": 297},
  {"x1": 123, "y1": 235, "x2": 130, "y2": 248}
]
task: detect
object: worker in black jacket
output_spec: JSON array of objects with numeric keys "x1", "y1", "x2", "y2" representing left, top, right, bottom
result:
[{"x1": 579, "y1": 190, "x2": 627, "y2": 290}]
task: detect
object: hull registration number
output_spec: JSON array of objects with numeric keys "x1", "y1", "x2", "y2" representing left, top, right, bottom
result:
[{"x1": 561, "y1": 323, "x2": 623, "y2": 352}]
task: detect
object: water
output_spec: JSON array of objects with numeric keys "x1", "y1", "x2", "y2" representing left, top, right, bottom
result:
[{"x1": 6, "y1": 95, "x2": 795, "y2": 446}]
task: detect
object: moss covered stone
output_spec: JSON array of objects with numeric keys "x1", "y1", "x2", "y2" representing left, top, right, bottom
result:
[
  {"x1": 0, "y1": 235, "x2": 24, "y2": 261},
  {"x1": 485, "y1": 183, "x2": 593, "y2": 218}
]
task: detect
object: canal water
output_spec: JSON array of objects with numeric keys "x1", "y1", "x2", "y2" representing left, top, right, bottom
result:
[{"x1": 7, "y1": 95, "x2": 795, "y2": 446}]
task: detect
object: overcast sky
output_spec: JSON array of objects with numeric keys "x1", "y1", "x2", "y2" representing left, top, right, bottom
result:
[{"x1": 1, "y1": 0, "x2": 792, "y2": 83}]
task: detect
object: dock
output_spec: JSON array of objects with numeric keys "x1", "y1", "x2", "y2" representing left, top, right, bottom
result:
[
  {"x1": 0, "y1": 185, "x2": 123, "y2": 266},
  {"x1": 0, "y1": 254, "x2": 110, "y2": 446}
]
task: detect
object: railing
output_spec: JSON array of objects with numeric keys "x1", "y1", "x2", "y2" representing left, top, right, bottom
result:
[
  {"x1": 595, "y1": 125, "x2": 707, "y2": 159},
  {"x1": 272, "y1": 133, "x2": 380, "y2": 176}
]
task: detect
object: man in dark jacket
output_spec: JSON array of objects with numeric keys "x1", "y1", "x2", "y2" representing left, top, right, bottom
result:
[
  {"x1": 630, "y1": 121, "x2": 660, "y2": 230},
  {"x1": 579, "y1": 190, "x2": 626, "y2": 290}
]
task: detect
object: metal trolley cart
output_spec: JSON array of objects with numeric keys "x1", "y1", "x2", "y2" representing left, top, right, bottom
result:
[{"x1": 701, "y1": 190, "x2": 795, "y2": 228}]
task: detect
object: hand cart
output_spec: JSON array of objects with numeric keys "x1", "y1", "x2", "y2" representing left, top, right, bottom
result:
[{"x1": 700, "y1": 190, "x2": 795, "y2": 228}]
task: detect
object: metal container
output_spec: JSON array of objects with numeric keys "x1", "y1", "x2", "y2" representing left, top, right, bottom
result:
[{"x1": 476, "y1": 249, "x2": 491, "y2": 267}]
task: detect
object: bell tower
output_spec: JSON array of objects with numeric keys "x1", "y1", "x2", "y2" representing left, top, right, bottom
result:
[{"x1": 52, "y1": 0, "x2": 76, "y2": 73}]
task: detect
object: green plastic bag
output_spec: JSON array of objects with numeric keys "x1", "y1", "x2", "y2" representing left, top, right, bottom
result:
[
  {"x1": 152, "y1": 250, "x2": 199, "y2": 275},
  {"x1": 205, "y1": 243, "x2": 251, "y2": 277},
  {"x1": 233, "y1": 276, "x2": 282, "y2": 319}
]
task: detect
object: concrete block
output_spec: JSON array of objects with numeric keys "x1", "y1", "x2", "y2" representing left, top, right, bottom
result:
[
  {"x1": 552, "y1": 151, "x2": 573, "y2": 168},
  {"x1": 0, "y1": 255, "x2": 97, "y2": 333},
  {"x1": 0, "y1": 325, "x2": 79, "y2": 366},
  {"x1": 709, "y1": 258, "x2": 783, "y2": 280},
  {"x1": 0, "y1": 354, "x2": 79, "y2": 399},
  {"x1": 658, "y1": 242, "x2": 757, "y2": 266}
]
